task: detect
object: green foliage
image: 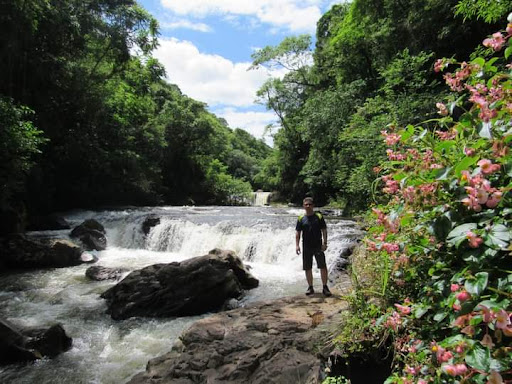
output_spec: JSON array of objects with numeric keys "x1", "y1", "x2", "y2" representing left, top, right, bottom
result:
[
  {"x1": 0, "y1": 98, "x2": 46, "y2": 208},
  {"x1": 348, "y1": 25, "x2": 512, "y2": 382},
  {"x1": 455, "y1": 0, "x2": 512, "y2": 23}
]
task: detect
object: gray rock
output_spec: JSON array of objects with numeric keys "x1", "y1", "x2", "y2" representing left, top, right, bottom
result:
[
  {"x1": 70, "y1": 219, "x2": 107, "y2": 251},
  {"x1": 0, "y1": 319, "x2": 72, "y2": 365},
  {"x1": 86, "y1": 265, "x2": 126, "y2": 281},
  {"x1": 142, "y1": 215, "x2": 160, "y2": 236},
  {"x1": 128, "y1": 294, "x2": 348, "y2": 384},
  {"x1": 1, "y1": 235, "x2": 84, "y2": 268},
  {"x1": 101, "y1": 249, "x2": 259, "y2": 320}
]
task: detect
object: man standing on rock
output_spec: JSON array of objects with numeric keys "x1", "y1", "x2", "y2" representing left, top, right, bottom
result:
[{"x1": 295, "y1": 197, "x2": 332, "y2": 297}]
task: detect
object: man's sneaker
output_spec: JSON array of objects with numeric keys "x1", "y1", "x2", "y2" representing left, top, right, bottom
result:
[
  {"x1": 305, "y1": 286, "x2": 315, "y2": 296},
  {"x1": 322, "y1": 285, "x2": 332, "y2": 297}
]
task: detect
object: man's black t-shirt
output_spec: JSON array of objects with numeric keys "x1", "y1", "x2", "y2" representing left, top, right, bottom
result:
[{"x1": 296, "y1": 212, "x2": 326, "y2": 249}]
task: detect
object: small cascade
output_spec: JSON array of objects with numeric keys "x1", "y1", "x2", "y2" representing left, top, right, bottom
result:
[{"x1": 252, "y1": 191, "x2": 272, "y2": 206}]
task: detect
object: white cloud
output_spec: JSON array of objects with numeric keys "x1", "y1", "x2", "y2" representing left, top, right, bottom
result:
[
  {"x1": 215, "y1": 107, "x2": 277, "y2": 142},
  {"x1": 160, "y1": 19, "x2": 213, "y2": 33},
  {"x1": 160, "y1": 0, "x2": 324, "y2": 32},
  {"x1": 154, "y1": 37, "x2": 281, "y2": 107}
]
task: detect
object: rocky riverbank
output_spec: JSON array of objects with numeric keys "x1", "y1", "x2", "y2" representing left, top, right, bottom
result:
[{"x1": 129, "y1": 289, "x2": 350, "y2": 384}]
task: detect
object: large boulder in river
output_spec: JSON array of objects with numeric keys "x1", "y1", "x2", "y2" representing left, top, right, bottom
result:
[
  {"x1": 101, "y1": 249, "x2": 259, "y2": 320},
  {"x1": 0, "y1": 319, "x2": 72, "y2": 365},
  {"x1": 70, "y1": 219, "x2": 107, "y2": 251},
  {"x1": 0, "y1": 234, "x2": 87, "y2": 268}
]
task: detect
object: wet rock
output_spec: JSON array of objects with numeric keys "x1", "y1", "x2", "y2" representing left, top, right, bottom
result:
[
  {"x1": 1, "y1": 235, "x2": 84, "y2": 268},
  {"x1": 80, "y1": 252, "x2": 99, "y2": 264},
  {"x1": 70, "y1": 219, "x2": 107, "y2": 251},
  {"x1": 128, "y1": 294, "x2": 348, "y2": 384},
  {"x1": 142, "y1": 215, "x2": 160, "y2": 236},
  {"x1": 86, "y1": 265, "x2": 126, "y2": 281},
  {"x1": 27, "y1": 214, "x2": 70, "y2": 231},
  {"x1": 0, "y1": 319, "x2": 72, "y2": 365},
  {"x1": 101, "y1": 249, "x2": 259, "y2": 320},
  {"x1": 25, "y1": 324, "x2": 73, "y2": 358}
]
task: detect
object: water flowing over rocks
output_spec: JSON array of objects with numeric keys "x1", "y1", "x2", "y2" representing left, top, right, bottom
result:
[
  {"x1": 0, "y1": 234, "x2": 87, "y2": 269},
  {"x1": 0, "y1": 319, "x2": 72, "y2": 365},
  {"x1": 129, "y1": 294, "x2": 347, "y2": 384},
  {"x1": 70, "y1": 219, "x2": 107, "y2": 251},
  {"x1": 101, "y1": 249, "x2": 259, "y2": 320}
]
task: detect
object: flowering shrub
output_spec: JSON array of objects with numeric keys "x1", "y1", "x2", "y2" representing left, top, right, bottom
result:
[{"x1": 363, "y1": 21, "x2": 512, "y2": 384}]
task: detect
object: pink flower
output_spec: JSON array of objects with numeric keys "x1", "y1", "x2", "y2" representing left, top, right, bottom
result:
[
  {"x1": 394, "y1": 303, "x2": 411, "y2": 315},
  {"x1": 483, "y1": 32, "x2": 506, "y2": 51},
  {"x1": 442, "y1": 364, "x2": 458, "y2": 376},
  {"x1": 451, "y1": 284, "x2": 460, "y2": 292},
  {"x1": 477, "y1": 305, "x2": 493, "y2": 323},
  {"x1": 464, "y1": 147, "x2": 476, "y2": 156},
  {"x1": 461, "y1": 325, "x2": 475, "y2": 336},
  {"x1": 487, "y1": 370, "x2": 504, "y2": 384},
  {"x1": 495, "y1": 309, "x2": 511, "y2": 329},
  {"x1": 436, "y1": 102, "x2": 449, "y2": 116},
  {"x1": 478, "y1": 159, "x2": 500, "y2": 175},
  {"x1": 481, "y1": 334, "x2": 495, "y2": 348},
  {"x1": 476, "y1": 188, "x2": 489, "y2": 204},
  {"x1": 440, "y1": 351, "x2": 453, "y2": 362},
  {"x1": 486, "y1": 191, "x2": 502, "y2": 208},
  {"x1": 434, "y1": 59, "x2": 444, "y2": 72},
  {"x1": 456, "y1": 290, "x2": 471, "y2": 302},
  {"x1": 466, "y1": 231, "x2": 483, "y2": 248}
]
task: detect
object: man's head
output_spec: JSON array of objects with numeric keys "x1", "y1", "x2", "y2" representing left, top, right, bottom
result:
[{"x1": 303, "y1": 197, "x2": 314, "y2": 214}]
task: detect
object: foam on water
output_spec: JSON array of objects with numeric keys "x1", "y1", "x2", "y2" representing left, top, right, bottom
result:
[{"x1": 0, "y1": 206, "x2": 363, "y2": 383}]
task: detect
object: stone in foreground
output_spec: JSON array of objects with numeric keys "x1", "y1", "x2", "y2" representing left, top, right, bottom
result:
[
  {"x1": 101, "y1": 249, "x2": 259, "y2": 320},
  {"x1": 128, "y1": 294, "x2": 347, "y2": 384},
  {"x1": 0, "y1": 319, "x2": 72, "y2": 365}
]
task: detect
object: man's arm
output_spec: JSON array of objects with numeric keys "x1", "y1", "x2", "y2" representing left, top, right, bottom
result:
[
  {"x1": 296, "y1": 231, "x2": 301, "y2": 255},
  {"x1": 321, "y1": 228, "x2": 327, "y2": 251}
]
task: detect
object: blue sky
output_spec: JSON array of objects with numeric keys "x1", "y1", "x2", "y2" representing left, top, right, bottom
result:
[{"x1": 138, "y1": 0, "x2": 340, "y2": 144}]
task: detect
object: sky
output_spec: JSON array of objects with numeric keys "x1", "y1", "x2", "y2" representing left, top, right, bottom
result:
[{"x1": 138, "y1": 0, "x2": 341, "y2": 145}]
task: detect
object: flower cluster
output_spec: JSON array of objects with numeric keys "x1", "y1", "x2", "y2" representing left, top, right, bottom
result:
[{"x1": 361, "y1": 22, "x2": 512, "y2": 384}]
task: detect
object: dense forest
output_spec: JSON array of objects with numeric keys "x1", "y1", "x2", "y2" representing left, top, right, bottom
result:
[
  {"x1": 251, "y1": 0, "x2": 503, "y2": 211},
  {"x1": 0, "y1": 0, "x2": 271, "y2": 234},
  {"x1": 0, "y1": 0, "x2": 509, "y2": 224}
]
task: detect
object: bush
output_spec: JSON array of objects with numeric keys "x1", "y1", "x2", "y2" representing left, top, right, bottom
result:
[{"x1": 343, "y1": 21, "x2": 512, "y2": 383}]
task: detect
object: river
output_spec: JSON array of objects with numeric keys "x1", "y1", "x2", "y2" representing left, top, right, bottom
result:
[{"x1": 0, "y1": 206, "x2": 362, "y2": 383}]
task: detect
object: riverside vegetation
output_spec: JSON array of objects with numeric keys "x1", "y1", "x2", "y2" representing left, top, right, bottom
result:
[{"x1": 324, "y1": 14, "x2": 512, "y2": 384}]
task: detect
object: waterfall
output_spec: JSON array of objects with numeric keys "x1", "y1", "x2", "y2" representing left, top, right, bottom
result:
[{"x1": 252, "y1": 191, "x2": 271, "y2": 206}]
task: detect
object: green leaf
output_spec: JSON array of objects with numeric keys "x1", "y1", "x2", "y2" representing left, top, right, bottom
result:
[
  {"x1": 506, "y1": 46, "x2": 512, "y2": 59},
  {"x1": 454, "y1": 156, "x2": 478, "y2": 177},
  {"x1": 436, "y1": 167, "x2": 452, "y2": 180},
  {"x1": 471, "y1": 57, "x2": 485, "y2": 69},
  {"x1": 414, "y1": 305, "x2": 430, "y2": 319},
  {"x1": 479, "y1": 122, "x2": 492, "y2": 139},
  {"x1": 434, "y1": 312, "x2": 447, "y2": 322},
  {"x1": 465, "y1": 344, "x2": 490, "y2": 371},
  {"x1": 485, "y1": 224, "x2": 511, "y2": 249},
  {"x1": 447, "y1": 223, "x2": 477, "y2": 248},
  {"x1": 465, "y1": 272, "x2": 488, "y2": 297},
  {"x1": 433, "y1": 214, "x2": 453, "y2": 240}
]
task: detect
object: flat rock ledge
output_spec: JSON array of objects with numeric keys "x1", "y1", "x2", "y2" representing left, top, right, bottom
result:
[{"x1": 129, "y1": 294, "x2": 347, "y2": 384}]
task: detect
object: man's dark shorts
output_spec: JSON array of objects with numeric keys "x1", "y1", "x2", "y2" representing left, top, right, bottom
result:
[{"x1": 303, "y1": 248, "x2": 327, "y2": 270}]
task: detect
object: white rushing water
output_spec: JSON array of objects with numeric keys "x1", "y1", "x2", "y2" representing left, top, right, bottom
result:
[{"x1": 0, "y1": 206, "x2": 362, "y2": 384}]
